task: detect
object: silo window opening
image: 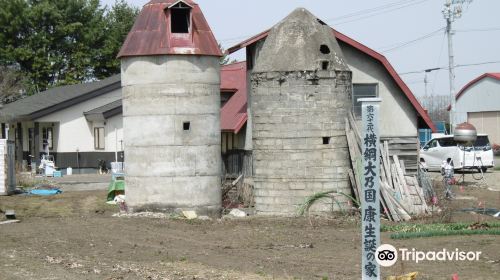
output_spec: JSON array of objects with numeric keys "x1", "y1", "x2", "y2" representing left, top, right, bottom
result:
[
  {"x1": 322, "y1": 61, "x2": 329, "y2": 70},
  {"x1": 171, "y1": 2, "x2": 191, "y2": 33},
  {"x1": 323, "y1": 137, "x2": 331, "y2": 145},
  {"x1": 183, "y1": 122, "x2": 191, "y2": 131},
  {"x1": 320, "y1": 45, "x2": 330, "y2": 54}
]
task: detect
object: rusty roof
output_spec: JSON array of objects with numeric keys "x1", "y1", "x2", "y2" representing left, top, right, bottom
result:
[
  {"x1": 118, "y1": 0, "x2": 222, "y2": 58},
  {"x1": 220, "y1": 61, "x2": 247, "y2": 133}
]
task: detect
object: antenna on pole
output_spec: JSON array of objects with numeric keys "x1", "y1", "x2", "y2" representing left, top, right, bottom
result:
[{"x1": 443, "y1": 0, "x2": 472, "y2": 133}]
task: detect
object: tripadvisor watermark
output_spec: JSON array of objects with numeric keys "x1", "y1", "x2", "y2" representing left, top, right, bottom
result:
[{"x1": 375, "y1": 244, "x2": 482, "y2": 267}]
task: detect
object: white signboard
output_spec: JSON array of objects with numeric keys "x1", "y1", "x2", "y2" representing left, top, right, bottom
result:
[{"x1": 360, "y1": 98, "x2": 382, "y2": 280}]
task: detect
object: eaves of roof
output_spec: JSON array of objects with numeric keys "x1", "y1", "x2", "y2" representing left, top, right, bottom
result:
[{"x1": 228, "y1": 28, "x2": 437, "y2": 132}]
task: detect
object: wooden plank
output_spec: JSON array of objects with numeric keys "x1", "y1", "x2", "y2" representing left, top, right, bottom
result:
[
  {"x1": 380, "y1": 144, "x2": 393, "y2": 189},
  {"x1": 345, "y1": 120, "x2": 362, "y2": 202},
  {"x1": 394, "y1": 155, "x2": 412, "y2": 197},
  {"x1": 382, "y1": 184, "x2": 411, "y2": 221},
  {"x1": 388, "y1": 151, "x2": 419, "y2": 157},
  {"x1": 348, "y1": 169, "x2": 359, "y2": 202},
  {"x1": 380, "y1": 182, "x2": 399, "y2": 222},
  {"x1": 381, "y1": 137, "x2": 419, "y2": 144},
  {"x1": 348, "y1": 111, "x2": 361, "y2": 149},
  {"x1": 383, "y1": 141, "x2": 393, "y2": 188},
  {"x1": 399, "y1": 160, "x2": 406, "y2": 175}
]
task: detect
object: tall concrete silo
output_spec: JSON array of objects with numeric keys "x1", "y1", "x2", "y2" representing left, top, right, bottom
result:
[
  {"x1": 118, "y1": 0, "x2": 223, "y2": 216},
  {"x1": 251, "y1": 8, "x2": 353, "y2": 215}
]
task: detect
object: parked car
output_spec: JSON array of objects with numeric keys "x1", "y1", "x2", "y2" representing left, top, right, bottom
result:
[{"x1": 419, "y1": 134, "x2": 495, "y2": 172}]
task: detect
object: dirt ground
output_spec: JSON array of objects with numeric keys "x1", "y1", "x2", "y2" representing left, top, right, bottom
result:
[{"x1": 0, "y1": 171, "x2": 499, "y2": 279}]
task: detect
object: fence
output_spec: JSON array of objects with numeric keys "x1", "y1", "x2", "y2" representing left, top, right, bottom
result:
[
  {"x1": 0, "y1": 140, "x2": 15, "y2": 195},
  {"x1": 222, "y1": 150, "x2": 253, "y2": 179}
]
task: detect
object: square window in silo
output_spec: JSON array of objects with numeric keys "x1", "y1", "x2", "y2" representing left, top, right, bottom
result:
[
  {"x1": 183, "y1": 122, "x2": 191, "y2": 131},
  {"x1": 323, "y1": 137, "x2": 331, "y2": 145}
]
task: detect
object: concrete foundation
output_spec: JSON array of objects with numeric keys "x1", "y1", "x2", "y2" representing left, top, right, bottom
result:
[{"x1": 121, "y1": 55, "x2": 222, "y2": 216}]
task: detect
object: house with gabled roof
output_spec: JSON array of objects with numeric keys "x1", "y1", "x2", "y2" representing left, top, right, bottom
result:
[
  {"x1": 449, "y1": 73, "x2": 500, "y2": 146},
  {"x1": 224, "y1": 17, "x2": 436, "y2": 174}
]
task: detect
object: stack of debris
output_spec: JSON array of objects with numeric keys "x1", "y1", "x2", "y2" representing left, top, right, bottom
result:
[{"x1": 345, "y1": 112, "x2": 431, "y2": 222}]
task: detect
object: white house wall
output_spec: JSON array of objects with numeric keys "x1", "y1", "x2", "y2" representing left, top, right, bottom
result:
[
  {"x1": 105, "y1": 114, "x2": 124, "y2": 154},
  {"x1": 35, "y1": 88, "x2": 122, "y2": 153},
  {"x1": 455, "y1": 77, "x2": 500, "y2": 124},
  {"x1": 340, "y1": 42, "x2": 418, "y2": 137}
]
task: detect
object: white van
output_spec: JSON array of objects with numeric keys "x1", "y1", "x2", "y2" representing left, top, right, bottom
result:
[{"x1": 419, "y1": 134, "x2": 495, "y2": 172}]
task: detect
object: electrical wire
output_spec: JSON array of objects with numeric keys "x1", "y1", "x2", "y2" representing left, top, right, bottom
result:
[
  {"x1": 430, "y1": 33, "x2": 447, "y2": 95},
  {"x1": 399, "y1": 60, "x2": 500, "y2": 76},
  {"x1": 456, "y1": 27, "x2": 500, "y2": 33},
  {"x1": 322, "y1": 0, "x2": 418, "y2": 22},
  {"x1": 380, "y1": 27, "x2": 445, "y2": 53},
  {"x1": 329, "y1": 0, "x2": 431, "y2": 26},
  {"x1": 219, "y1": 0, "x2": 431, "y2": 43}
]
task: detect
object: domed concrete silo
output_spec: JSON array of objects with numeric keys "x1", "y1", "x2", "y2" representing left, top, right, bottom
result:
[
  {"x1": 118, "y1": 0, "x2": 223, "y2": 216},
  {"x1": 251, "y1": 8, "x2": 353, "y2": 215}
]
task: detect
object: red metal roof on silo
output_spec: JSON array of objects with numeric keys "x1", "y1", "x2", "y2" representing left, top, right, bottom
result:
[{"x1": 118, "y1": 0, "x2": 222, "y2": 58}]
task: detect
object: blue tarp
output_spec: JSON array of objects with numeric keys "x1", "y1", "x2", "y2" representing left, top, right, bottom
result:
[{"x1": 30, "y1": 189, "x2": 62, "y2": 196}]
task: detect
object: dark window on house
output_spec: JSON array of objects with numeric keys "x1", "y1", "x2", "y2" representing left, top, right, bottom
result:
[
  {"x1": 170, "y1": 2, "x2": 191, "y2": 33},
  {"x1": 94, "y1": 127, "x2": 105, "y2": 150},
  {"x1": 221, "y1": 91, "x2": 235, "y2": 107},
  {"x1": 42, "y1": 127, "x2": 53, "y2": 150},
  {"x1": 353, "y1": 84, "x2": 378, "y2": 118}
]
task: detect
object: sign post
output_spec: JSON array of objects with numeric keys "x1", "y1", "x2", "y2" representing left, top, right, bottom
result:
[{"x1": 360, "y1": 98, "x2": 382, "y2": 280}]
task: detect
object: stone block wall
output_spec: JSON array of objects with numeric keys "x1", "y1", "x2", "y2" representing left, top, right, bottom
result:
[{"x1": 251, "y1": 70, "x2": 352, "y2": 215}]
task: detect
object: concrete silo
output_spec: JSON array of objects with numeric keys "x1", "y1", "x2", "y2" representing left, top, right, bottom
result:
[
  {"x1": 118, "y1": 0, "x2": 223, "y2": 216},
  {"x1": 251, "y1": 8, "x2": 353, "y2": 215}
]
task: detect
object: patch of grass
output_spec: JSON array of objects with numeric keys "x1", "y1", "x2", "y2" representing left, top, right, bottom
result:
[
  {"x1": 16, "y1": 176, "x2": 55, "y2": 190},
  {"x1": 381, "y1": 222, "x2": 500, "y2": 233},
  {"x1": 390, "y1": 229, "x2": 500, "y2": 239},
  {"x1": 256, "y1": 271, "x2": 266, "y2": 277},
  {"x1": 297, "y1": 190, "x2": 359, "y2": 216}
]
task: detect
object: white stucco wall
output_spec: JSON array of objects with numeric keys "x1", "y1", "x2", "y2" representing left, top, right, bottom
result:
[
  {"x1": 34, "y1": 89, "x2": 122, "y2": 153},
  {"x1": 105, "y1": 114, "x2": 124, "y2": 153},
  {"x1": 455, "y1": 77, "x2": 500, "y2": 124},
  {"x1": 340, "y1": 42, "x2": 418, "y2": 137}
]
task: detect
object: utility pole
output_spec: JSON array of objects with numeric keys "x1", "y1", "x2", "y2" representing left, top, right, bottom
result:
[
  {"x1": 424, "y1": 67, "x2": 441, "y2": 120},
  {"x1": 443, "y1": 0, "x2": 472, "y2": 132}
]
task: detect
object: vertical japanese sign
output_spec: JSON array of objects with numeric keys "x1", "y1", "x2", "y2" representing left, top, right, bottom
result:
[{"x1": 360, "y1": 98, "x2": 381, "y2": 280}]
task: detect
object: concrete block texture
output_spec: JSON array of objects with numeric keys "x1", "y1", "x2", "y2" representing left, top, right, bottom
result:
[
  {"x1": 122, "y1": 55, "x2": 222, "y2": 216},
  {"x1": 251, "y1": 70, "x2": 352, "y2": 215},
  {"x1": 126, "y1": 175, "x2": 222, "y2": 217}
]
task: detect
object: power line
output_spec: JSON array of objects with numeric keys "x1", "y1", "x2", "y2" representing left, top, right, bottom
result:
[
  {"x1": 455, "y1": 60, "x2": 500, "y2": 68},
  {"x1": 380, "y1": 27, "x2": 445, "y2": 53},
  {"x1": 430, "y1": 33, "x2": 447, "y2": 96},
  {"x1": 330, "y1": 0, "x2": 431, "y2": 26},
  {"x1": 323, "y1": 0, "x2": 417, "y2": 22},
  {"x1": 219, "y1": 0, "x2": 431, "y2": 44},
  {"x1": 398, "y1": 60, "x2": 500, "y2": 75},
  {"x1": 456, "y1": 27, "x2": 500, "y2": 32}
]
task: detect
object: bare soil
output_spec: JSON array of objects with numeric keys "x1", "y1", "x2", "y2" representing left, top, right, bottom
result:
[{"x1": 0, "y1": 172, "x2": 499, "y2": 279}]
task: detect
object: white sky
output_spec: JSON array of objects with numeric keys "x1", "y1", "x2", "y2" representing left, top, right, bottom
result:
[{"x1": 101, "y1": 0, "x2": 500, "y2": 99}]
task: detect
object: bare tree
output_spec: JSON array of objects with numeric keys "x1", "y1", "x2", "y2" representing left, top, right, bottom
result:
[{"x1": 418, "y1": 95, "x2": 450, "y2": 123}]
